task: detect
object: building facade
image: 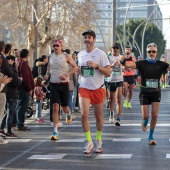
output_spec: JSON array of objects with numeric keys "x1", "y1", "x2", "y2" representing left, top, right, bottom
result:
[{"x1": 93, "y1": 0, "x2": 162, "y2": 52}]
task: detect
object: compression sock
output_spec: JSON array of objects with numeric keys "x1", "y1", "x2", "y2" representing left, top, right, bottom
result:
[
  {"x1": 96, "y1": 130, "x2": 102, "y2": 141},
  {"x1": 148, "y1": 129, "x2": 154, "y2": 141},
  {"x1": 85, "y1": 131, "x2": 92, "y2": 142},
  {"x1": 143, "y1": 119, "x2": 148, "y2": 127}
]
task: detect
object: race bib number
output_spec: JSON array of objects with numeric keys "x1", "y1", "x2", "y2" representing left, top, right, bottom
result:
[
  {"x1": 81, "y1": 66, "x2": 94, "y2": 77},
  {"x1": 146, "y1": 79, "x2": 158, "y2": 88},
  {"x1": 111, "y1": 66, "x2": 121, "y2": 75}
]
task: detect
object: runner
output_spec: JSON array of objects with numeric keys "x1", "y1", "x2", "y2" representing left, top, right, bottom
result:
[
  {"x1": 107, "y1": 43, "x2": 123, "y2": 126},
  {"x1": 122, "y1": 46, "x2": 136, "y2": 109},
  {"x1": 77, "y1": 30, "x2": 110, "y2": 153},
  {"x1": 45, "y1": 39, "x2": 77, "y2": 140},
  {"x1": 121, "y1": 43, "x2": 169, "y2": 145}
]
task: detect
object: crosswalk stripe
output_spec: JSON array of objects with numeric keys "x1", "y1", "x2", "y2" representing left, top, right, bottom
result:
[
  {"x1": 56, "y1": 139, "x2": 85, "y2": 142},
  {"x1": 95, "y1": 154, "x2": 133, "y2": 159},
  {"x1": 28, "y1": 123, "x2": 170, "y2": 128},
  {"x1": 166, "y1": 154, "x2": 170, "y2": 158},
  {"x1": 28, "y1": 154, "x2": 66, "y2": 160},
  {"x1": 113, "y1": 138, "x2": 141, "y2": 142},
  {"x1": 8, "y1": 139, "x2": 32, "y2": 143}
]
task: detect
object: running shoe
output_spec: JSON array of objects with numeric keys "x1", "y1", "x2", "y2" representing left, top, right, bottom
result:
[
  {"x1": 115, "y1": 119, "x2": 121, "y2": 126},
  {"x1": 149, "y1": 140, "x2": 157, "y2": 145},
  {"x1": 95, "y1": 140, "x2": 103, "y2": 153},
  {"x1": 83, "y1": 140, "x2": 94, "y2": 154},
  {"x1": 141, "y1": 122, "x2": 148, "y2": 132},
  {"x1": 66, "y1": 114, "x2": 72, "y2": 124},
  {"x1": 50, "y1": 132, "x2": 59, "y2": 140},
  {"x1": 0, "y1": 138, "x2": 8, "y2": 144},
  {"x1": 36, "y1": 118, "x2": 45, "y2": 123},
  {"x1": 161, "y1": 83, "x2": 165, "y2": 88},
  {"x1": 123, "y1": 100, "x2": 128, "y2": 108},
  {"x1": 127, "y1": 102, "x2": 132, "y2": 109},
  {"x1": 109, "y1": 112, "x2": 115, "y2": 123},
  {"x1": 6, "y1": 133, "x2": 18, "y2": 139},
  {"x1": 0, "y1": 130, "x2": 6, "y2": 137}
]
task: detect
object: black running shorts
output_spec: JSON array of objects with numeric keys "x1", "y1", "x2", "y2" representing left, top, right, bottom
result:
[
  {"x1": 107, "y1": 81, "x2": 123, "y2": 92},
  {"x1": 50, "y1": 82, "x2": 69, "y2": 106},
  {"x1": 123, "y1": 76, "x2": 135, "y2": 85},
  {"x1": 139, "y1": 91, "x2": 161, "y2": 105}
]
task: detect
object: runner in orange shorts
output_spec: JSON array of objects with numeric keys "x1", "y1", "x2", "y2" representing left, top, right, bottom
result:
[{"x1": 77, "y1": 30, "x2": 111, "y2": 154}]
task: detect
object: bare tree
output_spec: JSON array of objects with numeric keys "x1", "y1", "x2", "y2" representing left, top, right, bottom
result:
[{"x1": 0, "y1": 0, "x2": 98, "y2": 66}]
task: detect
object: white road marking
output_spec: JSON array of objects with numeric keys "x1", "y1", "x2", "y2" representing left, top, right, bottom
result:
[
  {"x1": 166, "y1": 154, "x2": 170, "y2": 158},
  {"x1": 28, "y1": 154, "x2": 66, "y2": 160},
  {"x1": 95, "y1": 154, "x2": 133, "y2": 159},
  {"x1": 56, "y1": 139, "x2": 85, "y2": 142},
  {"x1": 113, "y1": 138, "x2": 141, "y2": 142},
  {"x1": 7, "y1": 139, "x2": 32, "y2": 143},
  {"x1": 28, "y1": 123, "x2": 170, "y2": 128}
]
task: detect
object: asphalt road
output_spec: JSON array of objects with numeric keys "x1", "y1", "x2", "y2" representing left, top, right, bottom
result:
[{"x1": 1, "y1": 87, "x2": 170, "y2": 170}]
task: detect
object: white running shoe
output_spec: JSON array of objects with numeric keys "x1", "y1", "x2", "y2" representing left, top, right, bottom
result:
[
  {"x1": 83, "y1": 141, "x2": 94, "y2": 154},
  {"x1": 109, "y1": 112, "x2": 115, "y2": 123},
  {"x1": 95, "y1": 140, "x2": 103, "y2": 153}
]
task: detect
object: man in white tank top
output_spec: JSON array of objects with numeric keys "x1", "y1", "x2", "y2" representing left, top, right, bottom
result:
[
  {"x1": 77, "y1": 30, "x2": 111, "y2": 154},
  {"x1": 45, "y1": 40, "x2": 77, "y2": 141},
  {"x1": 107, "y1": 43, "x2": 123, "y2": 126}
]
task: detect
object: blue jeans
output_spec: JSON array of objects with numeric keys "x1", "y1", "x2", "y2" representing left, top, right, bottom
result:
[
  {"x1": 35, "y1": 100, "x2": 42, "y2": 119},
  {"x1": 68, "y1": 91, "x2": 73, "y2": 114},
  {"x1": 73, "y1": 83, "x2": 80, "y2": 110},
  {"x1": 0, "y1": 99, "x2": 17, "y2": 133},
  {"x1": 16, "y1": 90, "x2": 30, "y2": 128}
]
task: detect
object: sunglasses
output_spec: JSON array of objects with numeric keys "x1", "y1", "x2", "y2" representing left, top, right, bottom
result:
[
  {"x1": 147, "y1": 50, "x2": 157, "y2": 54},
  {"x1": 53, "y1": 44, "x2": 60, "y2": 47},
  {"x1": 113, "y1": 47, "x2": 119, "y2": 49}
]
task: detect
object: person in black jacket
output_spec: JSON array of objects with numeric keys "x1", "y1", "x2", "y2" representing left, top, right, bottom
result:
[
  {"x1": 0, "y1": 55, "x2": 22, "y2": 138},
  {"x1": 0, "y1": 41, "x2": 13, "y2": 144}
]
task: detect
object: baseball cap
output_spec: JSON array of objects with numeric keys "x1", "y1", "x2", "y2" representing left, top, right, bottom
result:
[
  {"x1": 52, "y1": 39, "x2": 63, "y2": 45},
  {"x1": 82, "y1": 30, "x2": 96, "y2": 38},
  {"x1": 112, "y1": 43, "x2": 120, "y2": 48}
]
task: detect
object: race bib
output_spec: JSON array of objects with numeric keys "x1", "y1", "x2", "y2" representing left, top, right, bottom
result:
[
  {"x1": 146, "y1": 79, "x2": 158, "y2": 88},
  {"x1": 81, "y1": 66, "x2": 94, "y2": 77},
  {"x1": 111, "y1": 66, "x2": 121, "y2": 75}
]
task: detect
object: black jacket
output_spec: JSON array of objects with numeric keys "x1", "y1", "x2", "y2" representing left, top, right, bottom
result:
[
  {"x1": 6, "y1": 66, "x2": 22, "y2": 99},
  {"x1": 0, "y1": 54, "x2": 13, "y2": 93}
]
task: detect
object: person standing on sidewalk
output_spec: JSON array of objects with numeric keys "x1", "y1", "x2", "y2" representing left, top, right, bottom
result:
[
  {"x1": 107, "y1": 43, "x2": 123, "y2": 126},
  {"x1": 121, "y1": 43, "x2": 170, "y2": 145},
  {"x1": 0, "y1": 55, "x2": 22, "y2": 138},
  {"x1": 0, "y1": 41, "x2": 13, "y2": 144},
  {"x1": 15, "y1": 49, "x2": 34, "y2": 131},
  {"x1": 77, "y1": 30, "x2": 110, "y2": 154},
  {"x1": 45, "y1": 40, "x2": 77, "y2": 140}
]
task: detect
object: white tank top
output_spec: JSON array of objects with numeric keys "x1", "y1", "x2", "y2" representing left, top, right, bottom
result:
[
  {"x1": 49, "y1": 52, "x2": 69, "y2": 83},
  {"x1": 107, "y1": 54, "x2": 123, "y2": 82}
]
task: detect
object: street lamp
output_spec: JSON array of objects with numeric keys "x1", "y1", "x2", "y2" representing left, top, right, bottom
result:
[
  {"x1": 141, "y1": 0, "x2": 165, "y2": 57},
  {"x1": 123, "y1": 0, "x2": 132, "y2": 49}
]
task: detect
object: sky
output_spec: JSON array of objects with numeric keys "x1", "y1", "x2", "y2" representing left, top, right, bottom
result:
[{"x1": 157, "y1": 0, "x2": 170, "y2": 49}]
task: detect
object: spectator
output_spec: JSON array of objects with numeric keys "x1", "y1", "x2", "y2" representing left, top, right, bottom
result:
[{"x1": 15, "y1": 49, "x2": 34, "y2": 131}]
